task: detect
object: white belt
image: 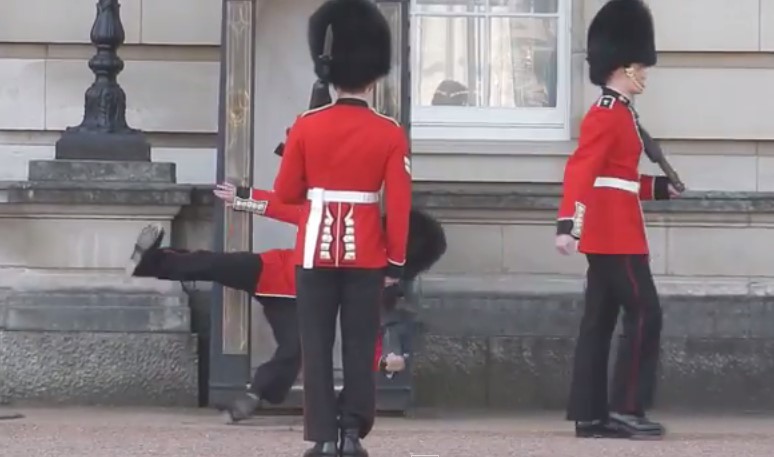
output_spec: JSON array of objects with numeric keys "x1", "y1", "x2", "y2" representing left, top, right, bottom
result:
[
  {"x1": 303, "y1": 188, "x2": 381, "y2": 269},
  {"x1": 593, "y1": 177, "x2": 639, "y2": 194}
]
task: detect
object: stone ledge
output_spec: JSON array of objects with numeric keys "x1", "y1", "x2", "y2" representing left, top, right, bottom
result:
[
  {"x1": 412, "y1": 182, "x2": 774, "y2": 213},
  {"x1": 184, "y1": 184, "x2": 774, "y2": 214},
  {"x1": 0, "y1": 269, "x2": 187, "y2": 293},
  {"x1": 189, "y1": 185, "x2": 216, "y2": 206},
  {"x1": 28, "y1": 160, "x2": 176, "y2": 183},
  {"x1": 419, "y1": 273, "x2": 774, "y2": 297},
  {"x1": 0, "y1": 290, "x2": 190, "y2": 333},
  {"x1": 0, "y1": 181, "x2": 194, "y2": 206},
  {"x1": 0, "y1": 330, "x2": 198, "y2": 406}
]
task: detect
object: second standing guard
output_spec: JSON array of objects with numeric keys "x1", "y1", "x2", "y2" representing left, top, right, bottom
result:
[
  {"x1": 273, "y1": 1, "x2": 411, "y2": 456},
  {"x1": 555, "y1": 0, "x2": 682, "y2": 440}
]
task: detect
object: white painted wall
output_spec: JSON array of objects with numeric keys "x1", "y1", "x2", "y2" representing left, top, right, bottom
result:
[{"x1": 250, "y1": 0, "x2": 324, "y2": 252}]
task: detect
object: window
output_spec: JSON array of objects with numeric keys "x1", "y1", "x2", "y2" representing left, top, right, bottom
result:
[{"x1": 411, "y1": 0, "x2": 571, "y2": 141}]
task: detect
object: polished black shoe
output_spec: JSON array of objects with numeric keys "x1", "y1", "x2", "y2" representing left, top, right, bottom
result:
[
  {"x1": 608, "y1": 412, "x2": 666, "y2": 440},
  {"x1": 575, "y1": 420, "x2": 629, "y2": 439},
  {"x1": 126, "y1": 223, "x2": 165, "y2": 276},
  {"x1": 224, "y1": 393, "x2": 261, "y2": 424},
  {"x1": 339, "y1": 429, "x2": 368, "y2": 457},
  {"x1": 303, "y1": 442, "x2": 337, "y2": 457}
]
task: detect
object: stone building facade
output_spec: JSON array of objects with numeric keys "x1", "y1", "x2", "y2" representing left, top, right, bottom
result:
[{"x1": 2, "y1": 0, "x2": 774, "y2": 411}]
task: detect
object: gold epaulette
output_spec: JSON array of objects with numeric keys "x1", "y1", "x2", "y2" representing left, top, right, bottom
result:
[
  {"x1": 300, "y1": 103, "x2": 335, "y2": 118},
  {"x1": 369, "y1": 108, "x2": 401, "y2": 127}
]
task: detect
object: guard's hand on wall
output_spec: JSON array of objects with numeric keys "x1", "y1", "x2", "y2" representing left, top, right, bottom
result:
[
  {"x1": 555, "y1": 234, "x2": 577, "y2": 256},
  {"x1": 213, "y1": 182, "x2": 237, "y2": 207},
  {"x1": 383, "y1": 353, "x2": 406, "y2": 373},
  {"x1": 668, "y1": 183, "x2": 683, "y2": 198}
]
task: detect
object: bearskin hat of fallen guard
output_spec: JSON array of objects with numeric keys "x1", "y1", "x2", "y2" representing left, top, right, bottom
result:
[
  {"x1": 379, "y1": 209, "x2": 447, "y2": 280},
  {"x1": 587, "y1": 0, "x2": 657, "y2": 86},
  {"x1": 308, "y1": 0, "x2": 392, "y2": 91},
  {"x1": 381, "y1": 208, "x2": 447, "y2": 309}
]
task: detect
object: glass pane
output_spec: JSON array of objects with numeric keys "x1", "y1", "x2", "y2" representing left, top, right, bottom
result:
[
  {"x1": 489, "y1": 16, "x2": 558, "y2": 108},
  {"x1": 415, "y1": 15, "x2": 484, "y2": 107},
  {"x1": 490, "y1": 0, "x2": 559, "y2": 14},
  {"x1": 414, "y1": 0, "x2": 485, "y2": 14},
  {"x1": 375, "y1": 2, "x2": 403, "y2": 122}
]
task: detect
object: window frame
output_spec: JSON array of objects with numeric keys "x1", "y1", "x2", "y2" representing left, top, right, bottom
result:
[{"x1": 409, "y1": 0, "x2": 573, "y2": 142}]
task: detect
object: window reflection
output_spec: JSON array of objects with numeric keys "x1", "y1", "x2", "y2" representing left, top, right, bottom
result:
[{"x1": 413, "y1": 0, "x2": 559, "y2": 109}]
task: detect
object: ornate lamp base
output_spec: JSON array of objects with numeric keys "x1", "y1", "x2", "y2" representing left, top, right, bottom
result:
[{"x1": 55, "y1": 130, "x2": 151, "y2": 162}]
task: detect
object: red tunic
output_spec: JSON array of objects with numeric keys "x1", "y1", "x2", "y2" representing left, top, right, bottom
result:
[
  {"x1": 246, "y1": 189, "x2": 388, "y2": 370},
  {"x1": 273, "y1": 98, "x2": 412, "y2": 277},
  {"x1": 556, "y1": 88, "x2": 670, "y2": 255},
  {"x1": 256, "y1": 249, "x2": 296, "y2": 298},
  {"x1": 245, "y1": 188, "x2": 302, "y2": 298}
]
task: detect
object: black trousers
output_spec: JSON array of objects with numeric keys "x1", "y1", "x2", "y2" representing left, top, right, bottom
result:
[
  {"x1": 137, "y1": 248, "x2": 301, "y2": 404},
  {"x1": 296, "y1": 267, "x2": 383, "y2": 442},
  {"x1": 566, "y1": 254, "x2": 663, "y2": 421}
]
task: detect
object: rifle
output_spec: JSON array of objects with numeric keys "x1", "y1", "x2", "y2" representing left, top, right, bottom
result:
[
  {"x1": 274, "y1": 25, "x2": 334, "y2": 157},
  {"x1": 638, "y1": 125, "x2": 686, "y2": 193}
]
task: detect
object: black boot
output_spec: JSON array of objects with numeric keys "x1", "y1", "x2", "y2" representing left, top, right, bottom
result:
[
  {"x1": 303, "y1": 442, "x2": 337, "y2": 457},
  {"x1": 224, "y1": 392, "x2": 261, "y2": 424},
  {"x1": 339, "y1": 429, "x2": 368, "y2": 457},
  {"x1": 608, "y1": 412, "x2": 665, "y2": 440},
  {"x1": 126, "y1": 224, "x2": 165, "y2": 276},
  {"x1": 575, "y1": 420, "x2": 629, "y2": 439}
]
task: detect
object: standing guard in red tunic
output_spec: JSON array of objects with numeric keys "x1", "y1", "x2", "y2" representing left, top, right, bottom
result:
[
  {"x1": 272, "y1": 0, "x2": 411, "y2": 455},
  {"x1": 555, "y1": 0, "x2": 683, "y2": 440}
]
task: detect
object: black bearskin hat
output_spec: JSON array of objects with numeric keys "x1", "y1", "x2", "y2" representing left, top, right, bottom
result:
[
  {"x1": 587, "y1": 0, "x2": 657, "y2": 86},
  {"x1": 382, "y1": 208, "x2": 447, "y2": 309},
  {"x1": 308, "y1": 0, "x2": 392, "y2": 91},
  {"x1": 404, "y1": 209, "x2": 448, "y2": 280}
]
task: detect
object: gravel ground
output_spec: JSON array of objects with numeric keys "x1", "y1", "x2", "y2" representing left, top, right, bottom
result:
[{"x1": 1, "y1": 407, "x2": 774, "y2": 457}]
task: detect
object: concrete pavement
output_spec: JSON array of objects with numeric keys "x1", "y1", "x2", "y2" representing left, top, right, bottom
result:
[{"x1": 2, "y1": 407, "x2": 774, "y2": 457}]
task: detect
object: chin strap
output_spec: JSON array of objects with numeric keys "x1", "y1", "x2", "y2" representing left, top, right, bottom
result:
[{"x1": 624, "y1": 67, "x2": 645, "y2": 92}]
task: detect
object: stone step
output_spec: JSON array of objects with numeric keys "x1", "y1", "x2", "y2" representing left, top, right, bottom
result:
[
  {"x1": 411, "y1": 275, "x2": 774, "y2": 411},
  {"x1": 0, "y1": 290, "x2": 190, "y2": 333},
  {"x1": 0, "y1": 330, "x2": 197, "y2": 406}
]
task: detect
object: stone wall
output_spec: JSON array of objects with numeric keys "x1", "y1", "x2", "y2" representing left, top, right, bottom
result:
[
  {"x1": 164, "y1": 186, "x2": 774, "y2": 411},
  {"x1": 0, "y1": 0, "x2": 220, "y2": 183},
  {"x1": 4, "y1": 182, "x2": 770, "y2": 410},
  {"x1": 5, "y1": 0, "x2": 774, "y2": 187},
  {"x1": 415, "y1": 0, "x2": 774, "y2": 184},
  {"x1": 422, "y1": 183, "x2": 774, "y2": 293},
  {"x1": 0, "y1": 181, "x2": 203, "y2": 406},
  {"x1": 409, "y1": 184, "x2": 774, "y2": 410}
]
